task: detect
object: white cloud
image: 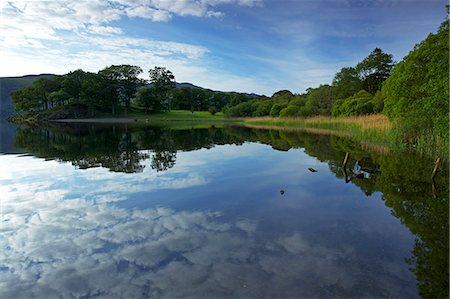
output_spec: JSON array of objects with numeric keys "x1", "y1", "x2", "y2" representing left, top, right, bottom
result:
[
  {"x1": 87, "y1": 25, "x2": 123, "y2": 35},
  {"x1": 0, "y1": 0, "x2": 270, "y2": 93},
  {"x1": 125, "y1": 5, "x2": 172, "y2": 21}
]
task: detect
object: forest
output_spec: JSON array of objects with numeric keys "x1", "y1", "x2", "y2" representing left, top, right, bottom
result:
[{"x1": 11, "y1": 19, "x2": 448, "y2": 154}]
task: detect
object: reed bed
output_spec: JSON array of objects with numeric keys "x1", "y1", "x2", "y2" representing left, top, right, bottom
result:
[{"x1": 245, "y1": 114, "x2": 447, "y2": 160}]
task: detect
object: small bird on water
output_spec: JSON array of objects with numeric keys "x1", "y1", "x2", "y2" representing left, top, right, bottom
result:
[
  {"x1": 308, "y1": 167, "x2": 317, "y2": 172},
  {"x1": 280, "y1": 189, "x2": 285, "y2": 195}
]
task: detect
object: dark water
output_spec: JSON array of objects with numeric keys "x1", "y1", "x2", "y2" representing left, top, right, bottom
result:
[{"x1": 0, "y1": 123, "x2": 448, "y2": 298}]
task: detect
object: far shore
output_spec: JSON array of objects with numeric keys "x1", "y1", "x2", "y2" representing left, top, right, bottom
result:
[{"x1": 52, "y1": 118, "x2": 141, "y2": 123}]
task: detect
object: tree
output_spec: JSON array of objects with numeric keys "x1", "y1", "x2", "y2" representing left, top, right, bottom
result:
[
  {"x1": 254, "y1": 99, "x2": 273, "y2": 116},
  {"x1": 332, "y1": 67, "x2": 362, "y2": 99},
  {"x1": 382, "y1": 20, "x2": 448, "y2": 147},
  {"x1": 11, "y1": 77, "x2": 60, "y2": 111},
  {"x1": 270, "y1": 102, "x2": 287, "y2": 117},
  {"x1": 134, "y1": 87, "x2": 162, "y2": 113},
  {"x1": 304, "y1": 84, "x2": 337, "y2": 116},
  {"x1": 356, "y1": 48, "x2": 394, "y2": 94},
  {"x1": 11, "y1": 87, "x2": 39, "y2": 111},
  {"x1": 99, "y1": 65, "x2": 143, "y2": 116},
  {"x1": 332, "y1": 90, "x2": 374, "y2": 116},
  {"x1": 224, "y1": 101, "x2": 256, "y2": 117},
  {"x1": 279, "y1": 105, "x2": 299, "y2": 117},
  {"x1": 272, "y1": 90, "x2": 294, "y2": 101},
  {"x1": 61, "y1": 70, "x2": 87, "y2": 106},
  {"x1": 148, "y1": 66, "x2": 176, "y2": 111},
  {"x1": 80, "y1": 72, "x2": 115, "y2": 114}
]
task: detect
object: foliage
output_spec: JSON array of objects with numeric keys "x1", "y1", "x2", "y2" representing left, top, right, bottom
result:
[
  {"x1": 372, "y1": 90, "x2": 384, "y2": 113},
  {"x1": 279, "y1": 105, "x2": 299, "y2": 117},
  {"x1": 134, "y1": 87, "x2": 162, "y2": 113},
  {"x1": 11, "y1": 77, "x2": 61, "y2": 111},
  {"x1": 304, "y1": 84, "x2": 337, "y2": 116},
  {"x1": 148, "y1": 66, "x2": 176, "y2": 111},
  {"x1": 272, "y1": 89, "x2": 294, "y2": 101},
  {"x1": 382, "y1": 20, "x2": 449, "y2": 151},
  {"x1": 332, "y1": 90, "x2": 374, "y2": 117},
  {"x1": 208, "y1": 106, "x2": 217, "y2": 115},
  {"x1": 332, "y1": 67, "x2": 362, "y2": 99},
  {"x1": 254, "y1": 99, "x2": 273, "y2": 117},
  {"x1": 224, "y1": 100, "x2": 256, "y2": 117},
  {"x1": 356, "y1": 48, "x2": 394, "y2": 94},
  {"x1": 99, "y1": 65, "x2": 143, "y2": 116},
  {"x1": 270, "y1": 102, "x2": 287, "y2": 117}
]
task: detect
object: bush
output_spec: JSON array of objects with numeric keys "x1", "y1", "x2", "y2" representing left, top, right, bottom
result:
[
  {"x1": 279, "y1": 105, "x2": 299, "y2": 117},
  {"x1": 331, "y1": 90, "x2": 374, "y2": 116},
  {"x1": 270, "y1": 102, "x2": 287, "y2": 117},
  {"x1": 382, "y1": 20, "x2": 448, "y2": 147},
  {"x1": 208, "y1": 106, "x2": 217, "y2": 115},
  {"x1": 224, "y1": 101, "x2": 256, "y2": 117},
  {"x1": 253, "y1": 100, "x2": 273, "y2": 116}
]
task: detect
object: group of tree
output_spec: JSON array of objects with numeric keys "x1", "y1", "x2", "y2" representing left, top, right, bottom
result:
[
  {"x1": 223, "y1": 47, "x2": 394, "y2": 118},
  {"x1": 11, "y1": 65, "x2": 257, "y2": 117},
  {"x1": 11, "y1": 65, "x2": 146, "y2": 116},
  {"x1": 224, "y1": 17, "x2": 448, "y2": 149}
]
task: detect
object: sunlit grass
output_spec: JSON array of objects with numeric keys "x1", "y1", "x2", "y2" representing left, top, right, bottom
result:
[
  {"x1": 246, "y1": 114, "x2": 392, "y2": 131},
  {"x1": 244, "y1": 114, "x2": 405, "y2": 157},
  {"x1": 244, "y1": 114, "x2": 447, "y2": 160}
]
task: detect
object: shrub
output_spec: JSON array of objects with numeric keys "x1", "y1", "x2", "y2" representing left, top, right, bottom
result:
[
  {"x1": 279, "y1": 105, "x2": 299, "y2": 117},
  {"x1": 270, "y1": 102, "x2": 287, "y2": 117}
]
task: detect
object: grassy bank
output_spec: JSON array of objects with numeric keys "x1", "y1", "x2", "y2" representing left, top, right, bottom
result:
[
  {"x1": 9, "y1": 107, "x2": 236, "y2": 124},
  {"x1": 9, "y1": 108, "x2": 446, "y2": 160},
  {"x1": 245, "y1": 114, "x2": 447, "y2": 160}
]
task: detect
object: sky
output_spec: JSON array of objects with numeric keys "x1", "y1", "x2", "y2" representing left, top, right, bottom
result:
[{"x1": 0, "y1": 0, "x2": 447, "y2": 95}]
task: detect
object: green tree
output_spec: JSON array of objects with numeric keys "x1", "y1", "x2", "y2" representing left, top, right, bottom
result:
[
  {"x1": 254, "y1": 99, "x2": 273, "y2": 116},
  {"x1": 279, "y1": 105, "x2": 299, "y2": 117},
  {"x1": 270, "y1": 102, "x2": 287, "y2": 117},
  {"x1": 148, "y1": 66, "x2": 176, "y2": 112},
  {"x1": 224, "y1": 101, "x2": 256, "y2": 117},
  {"x1": 304, "y1": 84, "x2": 337, "y2": 116},
  {"x1": 332, "y1": 90, "x2": 374, "y2": 117},
  {"x1": 11, "y1": 86, "x2": 39, "y2": 111},
  {"x1": 356, "y1": 48, "x2": 394, "y2": 94},
  {"x1": 61, "y1": 69, "x2": 88, "y2": 106},
  {"x1": 272, "y1": 89, "x2": 294, "y2": 101},
  {"x1": 11, "y1": 77, "x2": 60, "y2": 111},
  {"x1": 134, "y1": 87, "x2": 159, "y2": 113},
  {"x1": 383, "y1": 20, "x2": 448, "y2": 150},
  {"x1": 332, "y1": 67, "x2": 362, "y2": 99},
  {"x1": 99, "y1": 65, "x2": 143, "y2": 116}
]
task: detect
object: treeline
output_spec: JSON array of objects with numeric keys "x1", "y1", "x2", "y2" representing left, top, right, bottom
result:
[
  {"x1": 225, "y1": 19, "x2": 449, "y2": 150},
  {"x1": 223, "y1": 47, "x2": 393, "y2": 118},
  {"x1": 11, "y1": 65, "x2": 257, "y2": 116}
]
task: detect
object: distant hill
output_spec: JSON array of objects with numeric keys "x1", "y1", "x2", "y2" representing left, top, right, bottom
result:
[
  {"x1": 176, "y1": 82, "x2": 203, "y2": 89},
  {"x1": 0, "y1": 74, "x2": 55, "y2": 119}
]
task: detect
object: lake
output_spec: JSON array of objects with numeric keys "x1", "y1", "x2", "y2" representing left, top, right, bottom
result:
[{"x1": 0, "y1": 123, "x2": 448, "y2": 298}]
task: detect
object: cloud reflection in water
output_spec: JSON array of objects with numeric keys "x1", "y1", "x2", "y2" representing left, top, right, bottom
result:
[{"x1": 0, "y1": 144, "x2": 417, "y2": 298}]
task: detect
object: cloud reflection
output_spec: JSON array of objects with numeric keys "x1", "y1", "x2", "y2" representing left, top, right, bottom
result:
[
  {"x1": 0, "y1": 145, "x2": 418, "y2": 298},
  {"x1": 1, "y1": 187, "x2": 416, "y2": 298}
]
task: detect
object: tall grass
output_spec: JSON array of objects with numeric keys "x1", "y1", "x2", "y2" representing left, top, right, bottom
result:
[{"x1": 245, "y1": 114, "x2": 446, "y2": 160}]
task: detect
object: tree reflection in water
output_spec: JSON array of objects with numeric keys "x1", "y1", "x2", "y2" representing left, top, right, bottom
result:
[{"x1": 13, "y1": 123, "x2": 449, "y2": 298}]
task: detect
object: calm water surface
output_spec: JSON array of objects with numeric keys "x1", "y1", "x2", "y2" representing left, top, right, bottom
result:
[{"x1": 0, "y1": 124, "x2": 448, "y2": 298}]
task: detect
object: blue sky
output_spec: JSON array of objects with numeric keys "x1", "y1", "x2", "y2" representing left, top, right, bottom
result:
[{"x1": 0, "y1": 0, "x2": 447, "y2": 95}]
